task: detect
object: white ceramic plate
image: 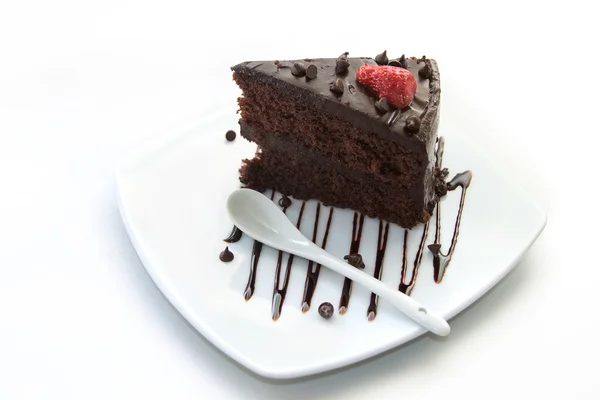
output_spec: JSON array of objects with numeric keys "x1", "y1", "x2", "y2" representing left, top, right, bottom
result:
[{"x1": 115, "y1": 107, "x2": 546, "y2": 379}]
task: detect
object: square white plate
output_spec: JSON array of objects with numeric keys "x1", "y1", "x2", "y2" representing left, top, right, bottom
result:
[{"x1": 115, "y1": 107, "x2": 546, "y2": 379}]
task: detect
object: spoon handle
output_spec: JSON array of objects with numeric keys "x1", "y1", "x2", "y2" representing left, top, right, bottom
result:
[{"x1": 312, "y1": 245, "x2": 450, "y2": 336}]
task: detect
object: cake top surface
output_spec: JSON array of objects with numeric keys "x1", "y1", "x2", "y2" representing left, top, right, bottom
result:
[{"x1": 231, "y1": 53, "x2": 440, "y2": 149}]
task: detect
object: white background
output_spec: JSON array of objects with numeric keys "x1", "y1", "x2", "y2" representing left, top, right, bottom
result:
[{"x1": 1, "y1": 1, "x2": 598, "y2": 399}]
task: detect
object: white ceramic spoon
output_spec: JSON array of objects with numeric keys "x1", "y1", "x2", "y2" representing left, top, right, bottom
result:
[{"x1": 226, "y1": 188, "x2": 451, "y2": 337}]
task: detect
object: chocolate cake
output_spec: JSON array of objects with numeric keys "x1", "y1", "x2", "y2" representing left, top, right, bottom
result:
[{"x1": 231, "y1": 52, "x2": 442, "y2": 228}]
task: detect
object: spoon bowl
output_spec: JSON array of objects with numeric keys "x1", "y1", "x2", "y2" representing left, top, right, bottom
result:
[{"x1": 227, "y1": 188, "x2": 451, "y2": 337}]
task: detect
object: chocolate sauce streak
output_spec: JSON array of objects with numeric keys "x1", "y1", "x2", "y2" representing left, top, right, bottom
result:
[
  {"x1": 243, "y1": 190, "x2": 275, "y2": 301},
  {"x1": 367, "y1": 221, "x2": 390, "y2": 321},
  {"x1": 398, "y1": 222, "x2": 430, "y2": 295},
  {"x1": 223, "y1": 225, "x2": 242, "y2": 243},
  {"x1": 301, "y1": 204, "x2": 334, "y2": 312},
  {"x1": 338, "y1": 212, "x2": 365, "y2": 314},
  {"x1": 271, "y1": 201, "x2": 306, "y2": 320},
  {"x1": 428, "y1": 171, "x2": 473, "y2": 283}
]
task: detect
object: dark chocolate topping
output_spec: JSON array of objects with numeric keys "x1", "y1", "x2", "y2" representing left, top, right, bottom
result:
[
  {"x1": 306, "y1": 64, "x2": 318, "y2": 80},
  {"x1": 448, "y1": 171, "x2": 473, "y2": 190},
  {"x1": 335, "y1": 52, "x2": 350, "y2": 74},
  {"x1": 329, "y1": 78, "x2": 344, "y2": 95},
  {"x1": 271, "y1": 200, "x2": 306, "y2": 320},
  {"x1": 223, "y1": 225, "x2": 242, "y2": 243},
  {"x1": 225, "y1": 130, "x2": 236, "y2": 141},
  {"x1": 398, "y1": 54, "x2": 407, "y2": 68},
  {"x1": 291, "y1": 62, "x2": 306, "y2": 77},
  {"x1": 367, "y1": 221, "x2": 390, "y2": 321},
  {"x1": 232, "y1": 56, "x2": 440, "y2": 147},
  {"x1": 339, "y1": 212, "x2": 365, "y2": 313},
  {"x1": 418, "y1": 62, "x2": 432, "y2": 79},
  {"x1": 278, "y1": 195, "x2": 292, "y2": 209},
  {"x1": 219, "y1": 246, "x2": 234, "y2": 262},
  {"x1": 375, "y1": 50, "x2": 388, "y2": 65},
  {"x1": 405, "y1": 115, "x2": 421, "y2": 134},
  {"x1": 374, "y1": 98, "x2": 390, "y2": 114},
  {"x1": 344, "y1": 253, "x2": 365, "y2": 269},
  {"x1": 301, "y1": 205, "x2": 334, "y2": 312},
  {"x1": 387, "y1": 60, "x2": 402, "y2": 68},
  {"x1": 318, "y1": 302, "x2": 334, "y2": 319}
]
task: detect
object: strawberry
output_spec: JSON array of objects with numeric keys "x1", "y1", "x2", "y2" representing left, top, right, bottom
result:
[{"x1": 356, "y1": 64, "x2": 417, "y2": 109}]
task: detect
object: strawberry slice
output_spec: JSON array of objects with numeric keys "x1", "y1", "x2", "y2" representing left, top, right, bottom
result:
[{"x1": 356, "y1": 64, "x2": 417, "y2": 109}]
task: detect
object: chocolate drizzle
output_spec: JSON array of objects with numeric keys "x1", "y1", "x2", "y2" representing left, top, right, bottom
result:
[
  {"x1": 223, "y1": 225, "x2": 242, "y2": 243},
  {"x1": 428, "y1": 170, "x2": 473, "y2": 283},
  {"x1": 243, "y1": 240, "x2": 263, "y2": 301},
  {"x1": 426, "y1": 137, "x2": 472, "y2": 283},
  {"x1": 367, "y1": 221, "x2": 390, "y2": 321},
  {"x1": 338, "y1": 212, "x2": 365, "y2": 314},
  {"x1": 271, "y1": 201, "x2": 306, "y2": 320},
  {"x1": 301, "y1": 204, "x2": 334, "y2": 312},
  {"x1": 231, "y1": 136, "x2": 473, "y2": 322},
  {"x1": 398, "y1": 222, "x2": 429, "y2": 295},
  {"x1": 243, "y1": 190, "x2": 275, "y2": 301}
]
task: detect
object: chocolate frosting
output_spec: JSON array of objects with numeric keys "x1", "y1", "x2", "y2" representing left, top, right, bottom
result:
[{"x1": 231, "y1": 57, "x2": 439, "y2": 149}]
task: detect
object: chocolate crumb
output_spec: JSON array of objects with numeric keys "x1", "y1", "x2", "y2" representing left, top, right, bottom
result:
[
  {"x1": 306, "y1": 64, "x2": 318, "y2": 80},
  {"x1": 278, "y1": 195, "x2": 292, "y2": 209},
  {"x1": 330, "y1": 78, "x2": 344, "y2": 95},
  {"x1": 344, "y1": 253, "x2": 365, "y2": 269},
  {"x1": 291, "y1": 62, "x2": 306, "y2": 77},
  {"x1": 404, "y1": 115, "x2": 421, "y2": 134},
  {"x1": 375, "y1": 98, "x2": 390, "y2": 114},
  {"x1": 219, "y1": 246, "x2": 234, "y2": 262},
  {"x1": 225, "y1": 130, "x2": 236, "y2": 141},
  {"x1": 318, "y1": 302, "x2": 334, "y2": 319},
  {"x1": 375, "y1": 50, "x2": 388, "y2": 65}
]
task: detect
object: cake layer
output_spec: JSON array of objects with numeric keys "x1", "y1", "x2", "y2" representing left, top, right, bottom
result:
[
  {"x1": 240, "y1": 147, "x2": 434, "y2": 228},
  {"x1": 241, "y1": 122, "x2": 428, "y2": 194},
  {"x1": 235, "y1": 77, "x2": 423, "y2": 187}
]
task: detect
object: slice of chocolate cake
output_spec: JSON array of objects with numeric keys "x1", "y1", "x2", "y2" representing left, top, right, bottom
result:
[{"x1": 231, "y1": 52, "x2": 442, "y2": 229}]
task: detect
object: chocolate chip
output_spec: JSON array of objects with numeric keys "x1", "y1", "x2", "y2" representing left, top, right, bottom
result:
[
  {"x1": 219, "y1": 246, "x2": 234, "y2": 262},
  {"x1": 306, "y1": 64, "x2": 318, "y2": 80},
  {"x1": 418, "y1": 63, "x2": 432, "y2": 79},
  {"x1": 278, "y1": 195, "x2": 292, "y2": 209},
  {"x1": 335, "y1": 59, "x2": 350, "y2": 75},
  {"x1": 375, "y1": 50, "x2": 388, "y2": 65},
  {"x1": 375, "y1": 98, "x2": 390, "y2": 114},
  {"x1": 398, "y1": 54, "x2": 407, "y2": 69},
  {"x1": 225, "y1": 130, "x2": 236, "y2": 141},
  {"x1": 388, "y1": 60, "x2": 402, "y2": 68},
  {"x1": 344, "y1": 253, "x2": 365, "y2": 269},
  {"x1": 405, "y1": 115, "x2": 421, "y2": 134},
  {"x1": 435, "y1": 178, "x2": 449, "y2": 197},
  {"x1": 291, "y1": 62, "x2": 306, "y2": 77},
  {"x1": 335, "y1": 52, "x2": 350, "y2": 74},
  {"x1": 329, "y1": 78, "x2": 344, "y2": 95},
  {"x1": 318, "y1": 302, "x2": 334, "y2": 319}
]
